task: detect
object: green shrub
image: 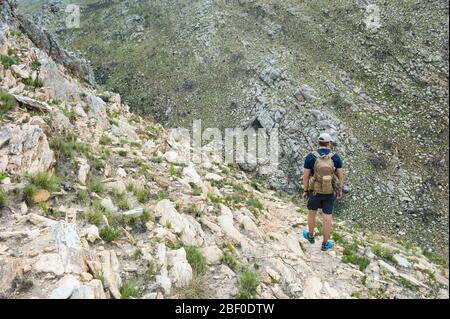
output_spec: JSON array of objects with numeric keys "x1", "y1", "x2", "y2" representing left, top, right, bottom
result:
[
  {"x1": 371, "y1": 243, "x2": 398, "y2": 265},
  {"x1": 120, "y1": 280, "x2": 139, "y2": 299},
  {"x1": 0, "y1": 54, "x2": 17, "y2": 69},
  {"x1": 246, "y1": 197, "x2": 264, "y2": 210},
  {"x1": 183, "y1": 205, "x2": 202, "y2": 218},
  {"x1": 87, "y1": 176, "x2": 105, "y2": 194},
  {"x1": 23, "y1": 184, "x2": 37, "y2": 205},
  {"x1": 28, "y1": 172, "x2": 60, "y2": 192},
  {"x1": 185, "y1": 246, "x2": 206, "y2": 275},
  {"x1": 0, "y1": 92, "x2": 16, "y2": 118},
  {"x1": 99, "y1": 135, "x2": 112, "y2": 145},
  {"x1": 140, "y1": 209, "x2": 154, "y2": 222},
  {"x1": 118, "y1": 150, "x2": 127, "y2": 157},
  {"x1": 0, "y1": 171, "x2": 7, "y2": 181},
  {"x1": 99, "y1": 226, "x2": 120, "y2": 242},
  {"x1": 0, "y1": 189, "x2": 8, "y2": 207},
  {"x1": 342, "y1": 244, "x2": 370, "y2": 271},
  {"x1": 237, "y1": 269, "x2": 260, "y2": 299},
  {"x1": 173, "y1": 275, "x2": 209, "y2": 299},
  {"x1": 23, "y1": 76, "x2": 44, "y2": 88},
  {"x1": 222, "y1": 252, "x2": 238, "y2": 271},
  {"x1": 50, "y1": 134, "x2": 90, "y2": 159},
  {"x1": 77, "y1": 189, "x2": 89, "y2": 204},
  {"x1": 135, "y1": 188, "x2": 150, "y2": 203},
  {"x1": 207, "y1": 193, "x2": 222, "y2": 204}
]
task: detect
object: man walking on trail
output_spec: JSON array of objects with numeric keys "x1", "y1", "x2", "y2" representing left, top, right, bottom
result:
[{"x1": 302, "y1": 133, "x2": 344, "y2": 251}]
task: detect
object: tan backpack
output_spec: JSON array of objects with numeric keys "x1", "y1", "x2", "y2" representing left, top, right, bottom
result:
[{"x1": 308, "y1": 151, "x2": 339, "y2": 195}]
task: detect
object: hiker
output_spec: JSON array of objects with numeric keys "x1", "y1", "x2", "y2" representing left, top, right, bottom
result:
[{"x1": 302, "y1": 133, "x2": 344, "y2": 251}]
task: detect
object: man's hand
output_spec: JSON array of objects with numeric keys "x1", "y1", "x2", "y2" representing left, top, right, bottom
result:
[
  {"x1": 303, "y1": 191, "x2": 309, "y2": 200},
  {"x1": 336, "y1": 189, "x2": 343, "y2": 199}
]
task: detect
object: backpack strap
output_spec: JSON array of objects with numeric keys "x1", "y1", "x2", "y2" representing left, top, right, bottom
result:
[{"x1": 312, "y1": 151, "x2": 321, "y2": 158}]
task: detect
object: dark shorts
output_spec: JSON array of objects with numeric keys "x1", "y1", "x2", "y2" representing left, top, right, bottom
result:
[{"x1": 307, "y1": 191, "x2": 335, "y2": 214}]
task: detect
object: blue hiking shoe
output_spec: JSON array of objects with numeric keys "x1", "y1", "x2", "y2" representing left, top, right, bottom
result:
[
  {"x1": 303, "y1": 230, "x2": 315, "y2": 244},
  {"x1": 321, "y1": 241, "x2": 333, "y2": 251}
]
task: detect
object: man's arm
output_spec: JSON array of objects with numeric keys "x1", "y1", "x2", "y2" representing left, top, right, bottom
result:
[
  {"x1": 335, "y1": 168, "x2": 344, "y2": 198},
  {"x1": 303, "y1": 169, "x2": 311, "y2": 199}
]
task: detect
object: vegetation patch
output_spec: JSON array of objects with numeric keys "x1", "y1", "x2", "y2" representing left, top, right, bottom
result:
[
  {"x1": 120, "y1": 280, "x2": 139, "y2": 299},
  {"x1": 0, "y1": 92, "x2": 16, "y2": 118},
  {"x1": 237, "y1": 269, "x2": 260, "y2": 299},
  {"x1": 0, "y1": 54, "x2": 17, "y2": 69},
  {"x1": 185, "y1": 246, "x2": 206, "y2": 276},
  {"x1": 99, "y1": 226, "x2": 120, "y2": 242}
]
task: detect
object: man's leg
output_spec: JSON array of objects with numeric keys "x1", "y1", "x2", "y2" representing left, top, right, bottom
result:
[
  {"x1": 308, "y1": 210, "x2": 317, "y2": 237},
  {"x1": 322, "y1": 213, "x2": 332, "y2": 244}
]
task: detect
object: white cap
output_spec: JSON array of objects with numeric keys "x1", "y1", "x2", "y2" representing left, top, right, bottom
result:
[{"x1": 319, "y1": 133, "x2": 332, "y2": 143}]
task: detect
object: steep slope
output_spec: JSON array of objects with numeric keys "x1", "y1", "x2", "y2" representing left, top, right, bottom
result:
[
  {"x1": 17, "y1": 0, "x2": 450, "y2": 256},
  {"x1": 1, "y1": 1, "x2": 449, "y2": 299}
]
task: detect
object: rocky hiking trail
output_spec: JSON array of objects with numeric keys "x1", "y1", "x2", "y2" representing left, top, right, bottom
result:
[{"x1": 0, "y1": 0, "x2": 449, "y2": 299}]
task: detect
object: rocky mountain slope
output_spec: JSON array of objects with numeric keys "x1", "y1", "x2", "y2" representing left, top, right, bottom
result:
[
  {"x1": 17, "y1": 0, "x2": 450, "y2": 256},
  {"x1": 1, "y1": 1, "x2": 449, "y2": 299}
]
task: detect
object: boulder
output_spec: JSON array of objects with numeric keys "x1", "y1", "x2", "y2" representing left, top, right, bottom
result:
[
  {"x1": 34, "y1": 253, "x2": 65, "y2": 276},
  {"x1": 0, "y1": 257, "x2": 22, "y2": 293},
  {"x1": 0, "y1": 124, "x2": 54, "y2": 175},
  {"x1": 303, "y1": 276, "x2": 323, "y2": 298},
  {"x1": 201, "y1": 245, "x2": 223, "y2": 265},
  {"x1": 71, "y1": 279, "x2": 106, "y2": 299},
  {"x1": 182, "y1": 165, "x2": 202, "y2": 186},
  {"x1": 77, "y1": 162, "x2": 90, "y2": 185},
  {"x1": 85, "y1": 93, "x2": 108, "y2": 128},
  {"x1": 12, "y1": 94, "x2": 53, "y2": 112},
  {"x1": 49, "y1": 274, "x2": 80, "y2": 299},
  {"x1": 53, "y1": 221, "x2": 86, "y2": 274},
  {"x1": 167, "y1": 248, "x2": 193, "y2": 287},
  {"x1": 33, "y1": 189, "x2": 51, "y2": 203},
  {"x1": 98, "y1": 250, "x2": 122, "y2": 299}
]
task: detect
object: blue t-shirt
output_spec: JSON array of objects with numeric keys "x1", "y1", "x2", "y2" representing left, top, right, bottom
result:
[{"x1": 304, "y1": 148, "x2": 343, "y2": 176}]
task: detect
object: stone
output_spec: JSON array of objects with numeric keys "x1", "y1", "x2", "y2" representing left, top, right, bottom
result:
[
  {"x1": 156, "y1": 199, "x2": 204, "y2": 246},
  {"x1": 106, "y1": 180, "x2": 127, "y2": 193},
  {"x1": 155, "y1": 267, "x2": 172, "y2": 294},
  {"x1": 201, "y1": 246, "x2": 223, "y2": 264},
  {"x1": 167, "y1": 248, "x2": 193, "y2": 287},
  {"x1": 71, "y1": 280, "x2": 106, "y2": 299},
  {"x1": 303, "y1": 276, "x2": 322, "y2": 298},
  {"x1": 117, "y1": 168, "x2": 127, "y2": 178},
  {"x1": 183, "y1": 165, "x2": 202, "y2": 186},
  {"x1": 77, "y1": 163, "x2": 90, "y2": 185},
  {"x1": 53, "y1": 221, "x2": 86, "y2": 274},
  {"x1": 33, "y1": 189, "x2": 51, "y2": 203},
  {"x1": 12, "y1": 94, "x2": 52, "y2": 112},
  {"x1": 122, "y1": 208, "x2": 143, "y2": 218},
  {"x1": 34, "y1": 253, "x2": 65, "y2": 276},
  {"x1": 0, "y1": 124, "x2": 54, "y2": 175},
  {"x1": 101, "y1": 197, "x2": 118, "y2": 213},
  {"x1": 11, "y1": 64, "x2": 30, "y2": 79},
  {"x1": 205, "y1": 173, "x2": 223, "y2": 182},
  {"x1": 393, "y1": 255, "x2": 411, "y2": 268},
  {"x1": 143, "y1": 140, "x2": 158, "y2": 155},
  {"x1": 51, "y1": 109, "x2": 72, "y2": 133},
  {"x1": 49, "y1": 275, "x2": 80, "y2": 299},
  {"x1": 74, "y1": 104, "x2": 87, "y2": 117},
  {"x1": 0, "y1": 257, "x2": 22, "y2": 293},
  {"x1": 98, "y1": 250, "x2": 122, "y2": 299},
  {"x1": 28, "y1": 213, "x2": 57, "y2": 227},
  {"x1": 154, "y1": 175, "x2": 170, "y2": 189},
  {"x1": 85, "y1": 93, "x2": 108, "y2": 128},
  {"x1": 163, "y1": 150, "x2": 179, "y2": 164},
  {"x1": 80, "y1": 272, "x2": 93, "y2": 282},
  {"x1": 84, "y1": 225, "x2": 100, "y2": 243},
  {"x1": 294, "y1": 84, "x2": 318, "y2": 102}
]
